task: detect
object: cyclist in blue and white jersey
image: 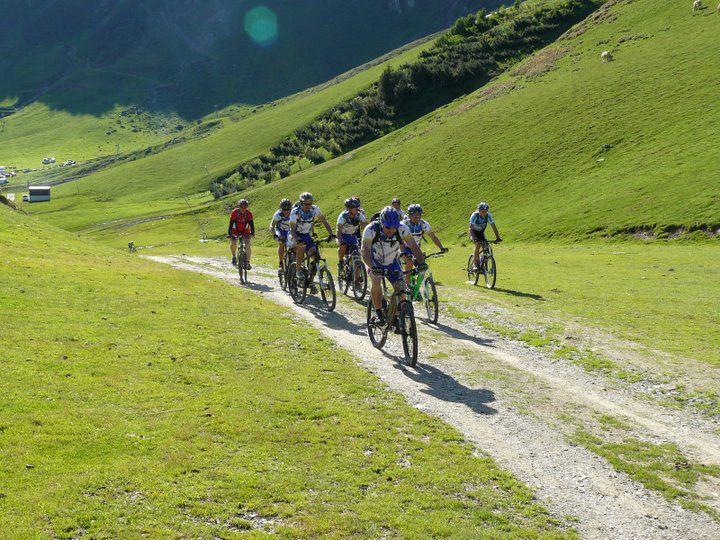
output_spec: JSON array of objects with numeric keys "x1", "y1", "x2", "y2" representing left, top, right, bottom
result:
[
  {"x1": 289, "y1": 192, "x2": 334, "y2": 283},
  {"x1": 336, "y1": 197, "x2": 368, "y2": 275},
  {"x1": 401, "y1": 204, "x2": 448, "y2": 276},
  {"x1": 469, "y1": 202, "x2": 502, "y2": 269},
  {"x1": 362, "y1": 207, "x2": 426, "y2": 325},
  {"x1": 269, "y1": 198, "x2": 293, "y2": 270}
]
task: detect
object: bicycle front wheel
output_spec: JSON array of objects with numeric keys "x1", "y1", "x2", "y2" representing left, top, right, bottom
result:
[
  {"x1": 339, "y1": 259, "x2": 350, "y2": 295},
  {"x1": 352, "y1": 258, "x2": 367, "y2": 302},
  {"x1": 237, "y1": 248, "x2": 246, "y2": 284},
  {"x1": 288, "y1": 262, "x2": 306, "y2": 303},
  {"x1": 424, "y1": 277, "x2": 439, "y2": 324},
  {"x1": 399, "y1": 301, "x2": 418, "y2": 367},
  {"x1": 319, "y1": 267, "x2": 336, "y2": 312},
  {"x1": 484, "y1": 256, "x2": 497, "y2": 289},
  {"x1": 366, "y1": 301, "x2": 387, "y2": 349}
]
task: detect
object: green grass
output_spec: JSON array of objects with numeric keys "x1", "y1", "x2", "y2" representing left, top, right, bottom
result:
[{"x1": 0, "y1": 206, "x2": 576, "y2": 537}]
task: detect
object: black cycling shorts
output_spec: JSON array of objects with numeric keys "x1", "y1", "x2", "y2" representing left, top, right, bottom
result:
[{"x1": 471, "y1": 229, "x2": 487, "y2": 243}]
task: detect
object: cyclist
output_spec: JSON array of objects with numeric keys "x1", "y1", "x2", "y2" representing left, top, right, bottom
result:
[
  {"x1": 336, "y1": 197, "x2": 368, "y2": 276},
  {"x1": 289, "y1": 192, "x2": 334, "y2": 290},
  {"x1": 469, "y1": 202, "x2": 502, "y2": 270},
  {"x1": 362, "y1": 206, "x2": 426, "y2": 325},
  {"x1": 269, "y1": 198, "x2": 293, "y2": 269},
  {"x1": 391, "y1": 197, "x2": 406, "y2": 220},
  {"x1": 401, "y1": 204, "x2": 448, "y2": 276},
  {"x1": 228, "y1": 199, "x2": 255, "y2": 268}
]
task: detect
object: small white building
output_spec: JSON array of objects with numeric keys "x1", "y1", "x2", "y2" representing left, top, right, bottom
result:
[{"x1": 29, "y1": 186, "x2": 51, "y2": 202}]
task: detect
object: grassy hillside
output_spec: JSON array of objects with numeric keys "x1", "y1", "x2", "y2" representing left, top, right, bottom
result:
[{"x1": 0, "y1": 206, "x2": 573, "y2": 537}]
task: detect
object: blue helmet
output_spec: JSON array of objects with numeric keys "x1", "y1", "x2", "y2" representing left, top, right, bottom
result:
[
  {"x1": 380, "y1": 206, "x2": 401, "y2": 228},
  {"x1": 344, "y1": 197, "x2": 360, "y2": 209},
  {"x1": 407, "y1": 204, "x2": 423, "y2": 216},
  {"x1": 477, "y1": 202, "x2": 489, "y2": 211}
]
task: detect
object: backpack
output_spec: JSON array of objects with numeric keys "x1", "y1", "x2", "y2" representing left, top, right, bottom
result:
[{"x1": 370, "y1": 219, "x2": 402, "y2": 245}]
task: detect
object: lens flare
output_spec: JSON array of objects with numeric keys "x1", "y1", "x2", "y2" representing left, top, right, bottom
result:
[{"x1": 244, "y1": 6, "x2": 278, "y2": 48}]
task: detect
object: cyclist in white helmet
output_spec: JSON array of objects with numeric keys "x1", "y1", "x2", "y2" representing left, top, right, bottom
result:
[
  {"x1": 269, "y1": 198, "x2": 293, "y2": 270},
  {"x1": 469, "y1": 202, "x2": 502, "y2": 269},
  {"x1": 336, "y1": 197, "x2": 368, "y2": 276},
  {"x1": 289, "y1": 192, "x2": 334, "y2": 286}
]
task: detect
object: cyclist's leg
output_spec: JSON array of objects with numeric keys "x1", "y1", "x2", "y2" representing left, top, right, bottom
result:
[
  {"x1": 338, "y1": 242, "x2": 347, "y2": 272},
  {"x1": 473, "y1": 231, "x2": 486, "y2": 267},
  {"x1": 277, "y1": 239, "x2": 285, "y2": 267},
  {"x1": 243, "y1": 233, "x2": 252, "y2": 267},
  {"x1": 230, "y1": 235, "x2": 238, "y2": 258}
]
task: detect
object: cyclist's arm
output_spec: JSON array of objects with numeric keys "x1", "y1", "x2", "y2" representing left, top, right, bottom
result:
[
  {"x1": 468, "y1": 225, "x2": 475, "y2": 242},
  {"x1": 428, "y1": 231, "x2": 445, "y2": 251},
  {"x1": 318, "y1": 214, "x2": 333, "y2": 237},
  {"x1": 269, "y1": 218, "x2": 278, "y2": 234},
  {"x1": 361, "y1": 238, "x2": 375, "y2": 270},
  {"x1": 228, "y1": 218, "x2": 235, "y2": 237},
  {"x1": 248, "y1": 219, "x2": 255, "y2": 236},
  {"x1": 491, "y1": 223, "x2": 501, "y2": 241},
  {"x1": 335, "y1": 223, "x2": 343, "y2": 244}
]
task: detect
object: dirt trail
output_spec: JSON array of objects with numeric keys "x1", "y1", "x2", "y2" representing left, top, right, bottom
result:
[{"x1": 148, "y1": 256, "x2": 720, "y2": 540}]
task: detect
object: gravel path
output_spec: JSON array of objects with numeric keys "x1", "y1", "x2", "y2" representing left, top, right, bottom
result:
[{"x1": 148, "y1": 256, "x2": 720, "y2": 539}]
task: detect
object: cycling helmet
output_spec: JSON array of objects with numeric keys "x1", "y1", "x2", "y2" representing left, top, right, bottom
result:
[
  {"x1": 299, "y1": 192, "x2": 314, "y2": 203},
  {"x1": 380, "y1": 206, "x2": 401, "y2": 228},
  {"x1": 407, "y1": 203, "x2": 423, "y2": 216},
  {"x1": 344, "y1": 197, "x2": 360, "y2": 209},
  {"x1": 391, "y1": 197, "x2": 401, "y2": 205},
  {"x1": 280, "y1": 198, "x2": 292, "y2": 210},
  {"x1": 477, "y1": 202, "x2": 489, "y2": 211},
  {"x1": 238, "y1": 199, "x2": 249, "y2": 208}
]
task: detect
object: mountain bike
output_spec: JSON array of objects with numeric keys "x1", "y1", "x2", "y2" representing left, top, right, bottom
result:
[
  {"x1": 338, "y1": 242, "x2": 367, "y2": 301},
  {"x1": 288, "y1": 237, "x2": 336, "y2": 311},
  {"x1": 235, "y1": 237, "x2": 249, "y2": 284},
  {"x1": 366, "y1": 269, "x2": 418, "y2": 367},
  {"x1": 407, "y1": 252, "x2": 445, "y2": 323},
  {"x1": 467, "y1": 241, "x2": 497, "y2": 289},
  {"x1": 277, "y1": 244, "x2": 295, "y2": 291}
]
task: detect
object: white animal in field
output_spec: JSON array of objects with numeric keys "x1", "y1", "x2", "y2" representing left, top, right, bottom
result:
[
  {"x1": 601, "y1": 51, "x2": 613, "y2": 62},
  {"x1": 692, "y1": 0, "x2": 702, "y2": 12}
]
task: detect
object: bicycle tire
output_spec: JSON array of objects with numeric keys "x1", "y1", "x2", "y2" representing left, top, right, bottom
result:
[
  {"x1": 484, "y1": 256, "x2": 497, "y2": 289},
  {"x1": 319, "y1": 267, "x2": 337, "y2": 312},
  {"x1": 237, "y1": 247, "x2": 246, "y2": 284},
  {"x1": 288, "y1": 262, "x2": 306, "y2": 303},
  {"x1": 366, "y1": 300, "x2": 387, "y2": 349},
  {"x1": 424, "y1": 276, "x2": 439, "y2": 324},
  {"x1": 399, "y1": 301, "x2": 418, "y2": 367},
  {"x1": 339, "y1": 258, "x2": 350, "y2": 295},
  {"x1": 467, "y1": 254, "x2": 480, "y2": 285},
  {"x1": 278, "y1": 264, "x2": 286, "y2": 290},
  {"x1": 352, "y1": 257, "x2": 367, "y2": 302}
]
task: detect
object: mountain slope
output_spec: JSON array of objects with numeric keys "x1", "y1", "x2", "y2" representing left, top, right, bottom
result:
[{"x1": 0, "y1": 0, "x2": 500, "y2": 118}]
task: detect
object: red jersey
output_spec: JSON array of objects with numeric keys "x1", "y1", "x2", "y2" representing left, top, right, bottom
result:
[{"x1": 229, "y1": 208, "x2": 254, "y2": 237}]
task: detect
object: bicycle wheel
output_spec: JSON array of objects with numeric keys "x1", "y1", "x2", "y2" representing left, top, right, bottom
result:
[
  {"x1": 237, "y1": 247, "x2": 246, "y2": 284},
  {"x1": 339, "y1": 259, "x2": 350, "y2": 295},
  {"x1": 351, "y1": 257, "x2": 367, "y2": 302},
  {"x1": 424, "y1": 276, "x2": 439, "y2": 324},
  {"x1": 484, "y1": 256, "x2": 497, "y2": 289},
  {"x1": 399, "y1": 301, "x2": 418, "y2": 367},
  {"x1": 319, "y1": 267, "x2": 337, "y2": 312},
  {"x1": 278, "y1": 264, "x2": 286, "y2": 289},
  {"x1": 467, "y1": 254, "x2": 478, "y2": 285},
  {"x1": 288, "y1": 262, "x2": 306, "y2": 303},
  {"x1": 366, "y1": 300, "x2": 387, "y2": 349}
]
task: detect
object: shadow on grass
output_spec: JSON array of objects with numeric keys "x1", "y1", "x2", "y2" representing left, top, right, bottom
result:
[
  {"x1": 492, "y1": 287, "x2": 544, "y2": 300},
  {"x1": 427, "y1": 320, "x2": 496, "y2": 348},
  {"x1": 242, "y1": 280, "x2": 274, "y2": 293}
]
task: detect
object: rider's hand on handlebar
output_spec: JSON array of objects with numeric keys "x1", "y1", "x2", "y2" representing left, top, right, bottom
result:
[
  {"x1": 371, "y1": 266, "x2": 384, "y2": 277},
  {"x1": 416, "y1": 262, "x2": 429, "y2": 272},
  {"x1": 441, "y1": 247, "x2": 449, "y2": 253},
  {"x1": 495, "y1": 238, "x2": 503, "y2": 243}
]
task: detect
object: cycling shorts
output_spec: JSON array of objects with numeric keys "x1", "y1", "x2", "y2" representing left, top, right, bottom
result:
[
  {"x1": 373, "y1": 260, "x2": 403, "y2": 284},
  {"x1": 471, "y1": 229, "x2": 487, "y2": 244},
  {"x1": 295, "y1": 232, "x2": 316, "y2": 251},
  {"x1": 276, "y1": 230, "x2": 289, "y2": 243},
  {"x1": 230, "y1": 227, "x2": 252, "y2": 239},
  {"x1": 340, "y1": 233, "x2": 358, "y2": 247}
]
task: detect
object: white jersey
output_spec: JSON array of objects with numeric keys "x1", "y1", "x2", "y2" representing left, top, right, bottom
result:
[
  {"x1": 289, "y1": 205, "x2": 323, "y2": 235},
  {"x1": 271, "y1": 210, "x2": 291, "y2": 233},
  {"x1": 402, "y1": 217, "x2": 431, "y2": 244},
  {"x1": 362, "y1": 222, "x2": 412, "y2": 266},
  {"x1": 337, "y1": 210, "x2": 364, "y2": 235}
]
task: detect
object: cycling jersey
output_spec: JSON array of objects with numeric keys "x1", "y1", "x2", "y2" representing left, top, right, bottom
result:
[
  {"x1": 289, "y1": 205, "x2": 323, "y2": 235},
  {"x1": 271, "y1": 210, "x2": 291, "y2": 240},
  {"x1": 228, "y1": 208, "x2": 255, "y2": 237},
  {"x1": 337, "y1": 210, "x2": 364, "y2": 235},
  {"x1": 402, "y1": 217, "x2": 431, "y2": 244},
  {"x1": 469, "y1": 211, "x2": 494, "y2": 232},
  {"x1": 362, "y1": 222, "x2": 412, "y2": 266}
]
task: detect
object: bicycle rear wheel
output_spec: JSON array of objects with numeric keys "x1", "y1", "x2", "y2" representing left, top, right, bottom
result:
[
  {"x1": 399, "y1": 301, "x2": 418, "y2": 367},
  {"x1": 366, "y1": 300, "x2": 387, "y2": 349},
  {"x1": 484, "y1": 256, "x2": 497, "y2": 289},
  {"x1": 424, "y1": 277, "x2": 439, "y2": 324},
  {"x1": 467, "y1": 254, "x2": 479, "y2": 285},
  {"x1": 288, "y1": 262, "x2": 307, "y2": 303},
  {"x1": 319, "y1": 267, "x2": 336, "y2": 312},
  {"x1": 352, "y1": 257, "x2": 367, "y2": 302},
  {"x1": 278, "y1": 264, "x2": 286, "y2": 289}
]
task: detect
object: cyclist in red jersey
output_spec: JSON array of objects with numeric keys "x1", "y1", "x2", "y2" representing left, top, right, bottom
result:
[{"x1": 228, "y1": 199, "x2": 255, "y2": 268}]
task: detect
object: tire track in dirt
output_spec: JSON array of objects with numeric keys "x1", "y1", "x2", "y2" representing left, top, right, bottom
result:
[{"x1": 147, "y1": 255, "x2": 719, "y2": 540}]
